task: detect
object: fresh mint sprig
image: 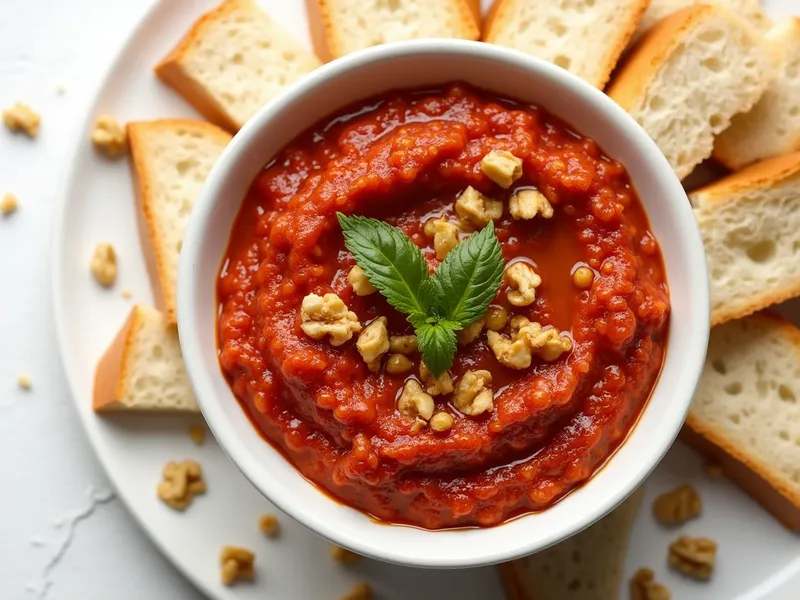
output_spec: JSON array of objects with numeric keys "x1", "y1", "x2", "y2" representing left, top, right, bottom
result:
[{"x1": 337, "y1": 213, "x2": 504, "y2": 377}]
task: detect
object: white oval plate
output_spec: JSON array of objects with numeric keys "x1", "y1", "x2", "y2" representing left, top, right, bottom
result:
[{"x1": 52, "y1": 0, "x2": 800, "y2": 598}]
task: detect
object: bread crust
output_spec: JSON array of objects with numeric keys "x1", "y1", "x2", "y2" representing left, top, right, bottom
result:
[
  {"x1": 127, "y1": 119, "x2": 232, "y2": 325},
  {"x1": 93, "y1": 306, "x2": 139, "y2": 411}
]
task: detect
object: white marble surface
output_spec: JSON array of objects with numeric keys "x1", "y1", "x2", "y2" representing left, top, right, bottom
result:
[{"x1": 0, "y1": 1, "x2": 200, "y2": 598}]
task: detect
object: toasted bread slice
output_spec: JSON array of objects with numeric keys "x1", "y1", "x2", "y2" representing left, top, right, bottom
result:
[
  {"x1": 499, "y1": 488, "x2": 644, "y2": 600},
  {"x1": 632, "y1": 0, "x2": 771, "y2": 45},
  {"x1": 128, "y1": 119, "x2": 231, "y2": 325},
  {"x1": 306, "y1": 0, "x2": 479, "y2": 62},
  {"x1": 714, "y1": 18, "x2": 800, "y2": 170},
  {"x1": 608, "y1": 5, "x2": 780, "y2": 180},
  {"x1": 156, "y1": 0, "x2": 321, "y2": 131},
  {"x1": 483, "y1": 0, "x2": 649, "y2": 88},
  {"x1": 683, "y1": 312, "x2": 800, "y2": 529},
  {"x1": 93, "y1": 305, "x2": 198, "y2": 412},
  {"x1": 691, "y1": 152, "x2": 800, "y2": 326}
]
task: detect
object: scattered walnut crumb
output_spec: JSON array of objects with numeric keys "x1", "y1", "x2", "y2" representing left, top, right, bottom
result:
[
  {"x1": 397, "y1": 379, "x2": 434, "y2": 422},
  {"x1": 505, "y1": 261, "x2": 542, "y2": 306},
  {"x1": 2, "y1": 102, "x2": 40, "y2": 137},
  {"x1": 419, "y1": 361, "x2": 453, "y2": 395},
  {"x1": 220, "y1": 546, "x2": 255, "y2": 585},
  {"x1": 481, "y1": 150, "x2": 523, "y2": 188},
  {"x1": 258, "y1": 513, "x2": 279, "y2": 537},
  {"x1": 17, "y1": 374, "x2": 32, "y2": 390},
  {"x1": 156, "y1": 460, "x2": 206, "y2": 510},
  {"x1": 90, "y1": 242, "x2": 117, "y2": 287},
  {"x1": 630, "y1": 568, "x2": 671, "y2": 600},
  {"x1": 653, "y1": 485, "x2": 701, "y2": 526},
  {"x1": 300, "y1": 293, "x2": 361, "y2": 346},
  {"x1": 668, "y1": 536, "x2": 717, "y2": 580},
  {"x1": 348, "y1": 265, "x2": 377, "y2": 296},
  {"x1": 91, "y1": 115, "x2": 127, "y2": 158},
  {"x1": 121, "y1": 289, "x2": 133, "y2": 300},
  {"x1": 356, "y1": 317, "x2": 389, "y2": 373},
  {"x1": 330, "y1": 545, "x2": 361, "y2": 564},
  {"x1": 703, "y1": 462, "x2": 723, "y2": 478},
  {"x1": 339, "y1": 582, "x2": 372, "y2": 600},
  {"x1": 188, "y1": 425, "x2": 205, "y2": 445},
  {"x1": 1, "y1": 193, "x2": 18, "y2": 216},
  {"x1": 453, "y1": 369, "x2": 494, "y2": 416}
]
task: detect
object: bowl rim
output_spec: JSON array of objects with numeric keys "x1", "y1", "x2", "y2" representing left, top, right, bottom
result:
[{"x1": 177, "y1": 38, "x2": 710, "y2": 568}]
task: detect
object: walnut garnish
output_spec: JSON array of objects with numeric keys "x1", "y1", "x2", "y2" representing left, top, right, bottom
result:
[
  {"x1": 2, "y1": 102, "x2": 40, "y2": 136},
  {"x1": 385, "y1": 353, "x2": 413, "y2": 374},
  {"x1": 90, "y1": 242, "x2": 117, "y2": 287},
  {"x1": 455, "y1": 186, "x2": 503, "y2": 227},
  {"x1": 668, "y1": 536, "x2": 717, "y2": 580},
  {"x1": 630, "y1": 568, "x2": 671, "y2": 600},
  {"x1": 330, "y1": 544, "x2": 361, "y2": 564},
  {"x1": 389, "y1": 335, "x2": 417, "y2": 355},
  {"x1": 453, "y1": 370, "x2": 494, "y2": 415},
  {"x1": 156, "y1": 460, "x2": 206, "y2": 510},
  {"x1": 356, "y1": 316, "x2": 389, "y2": 372},
  {"x1": 258, "y1": 514, "x2": 279, "y2": 537},
  {"x1": 397, "y1": 379, "x2": 434, "y2": 421},
  {"x1": 653, "y1": 485, "x2": 701, "y2": 526},
  {"x1": 300, "y1": 293, "x2": 361, "y2": 346},
  {"x1": 487, "y1": 317, "x2": 571, "y2": 369},
  {"x1": 509, "y1": 189, "x2": 553, "y2": 220},
  {"x1": 456, "y1": 319, "x2": 484, "y2": 345},
  {"x1": 91, "y1": 115, "x2": 127, "y2": 158},
  {"x1": 419, "y1": 361, "x2": 454, "y2": 395},
  {"x1": 423, "y1": 217, "x2": 459, "y2": 259},
  {"x1": 505, "y1": 262, "x2": 542, "y2": 306},
  {"x1": 348, "y1": 265, "x2": 376, "y2": 296},
  {"x1": 481, "y1": 150, "x2": 523, "y2": 188},
  {"x1": 220, "y1": 546, "x2": 255, "y2": 585}
]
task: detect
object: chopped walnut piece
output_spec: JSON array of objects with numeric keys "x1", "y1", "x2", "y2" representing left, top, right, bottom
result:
[
  {"x1": 487, "y1": 317, "x2": 571, "y2": 369},
  {"x1": 453, "y1": 370, "x2": 494, "y2": 415},
  {"x1": 258, "y1": 514, "x2": 279, "y2": 537},
  {"x1": 389, "y1": 335, "x2": 417, "y2": 355},
  {"x1": 220, "y1": 546, "x2": 255, "y2": 585},
  {"x1": 90, "y1": 242, "x2": 117, "y2": 287},
  {"x1": 1, "y1": 193, "x2": 18, "y2": 216},
  {"x1": 509, "y1": 189, "x2": 553, "y2": 220},
  {"x1": 156, "y1": 460, "x2": 206, "y2": 510},
  {"x1": 457, "y1": 319, "x2": 484, "y2": 345},
  {"x1": 2, "y1": 102, "x2": 40, "y2": 136},
  {"x1": 188, "y1": 425, "x2": 205, "y2": 445},
  {"x1": 668, "y1": 536, "x2": 717, "y2": 580},
  {"x1": 653, "y1": 485, "x2": 701, "y2": 526},
  {"x1": 348, "y1": 265, "x2": 377, "y2": 296},
  {"x1": 339, "y1": 582, "x2": 372, "y2": 600},
  {"x1": 455, "y1": 186, "x2": 503, "y2": 227},
  {"x1": 424, "y1": 217, "x2": 459, "y2": 259},
  {"x1": 300, "y1": 293, "x2": 361, "y2": 346},
  {"x1": 397, "y1": 379, "x2": 434, "y2": 421},
  {"x1": 330, "y1": 544, "x2": 361, "y2": 564},
  {"x1": 505, "y1": 262, "x2": 542, "y2": 306},
  {"x1": 17, "y1": 374, "x2": 32, "y2": 390},
  {"x1": 91, "y1": 115, "x2": 127, "y2": 158},
  {"x1": 481, "y1": 150, "x2": 523, "y2": 188},
  {"x1": 419, "y1": 361, "x2": 454, "y2": 395},
  {"x1": 386, "y1": 353, "x2": 413, "y2": 374},
  {"x1": 357, "y1": 317, "x2": 390, "y2": 372},
  {"x1": 630, "y1": 568, "x2": 671, "y2": 600},
  {"x1": 430, "y1": 412, "x2": 454, "y2": 432}
]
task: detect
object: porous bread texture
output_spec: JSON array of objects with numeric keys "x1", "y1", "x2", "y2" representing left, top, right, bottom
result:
[
  {"x1": 691, "y1": 153, "x2": 800, "y2": 326},
  {"x1": 608, "y1": 5, "x2": 780, "y2": 181},
  {"x1": 93, "y1": 305, "x2": 198, "y2": 412},
  {"x1": 128, "y1": 120, "x2": 232, "y2": 325},
  {"x1": 632, "y1": 0, "x2": 770, "y2": 45},
  {"x1": 714, "y1": 18, "x2": 800, "y2": 169},
  {"x1": 483, "y1": 0, "x2": 649, "y2": 88},
  {"x1": 310, "y1": 0, "x2": 479, "y2": 60},
  {"x1": 687, "y1": 313, "x2": 800, "y2": 516},
  {"x1": 500, "y1": 489, "x2": 644, "y2": 600},
  {"x1": 156, "y1": 0, "x2": 320, "y2": 131}
]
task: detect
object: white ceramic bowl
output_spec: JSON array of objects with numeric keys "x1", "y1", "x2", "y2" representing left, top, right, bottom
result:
[{"x1": 177, "y1": 39, "x2": 710, "y2": 569}]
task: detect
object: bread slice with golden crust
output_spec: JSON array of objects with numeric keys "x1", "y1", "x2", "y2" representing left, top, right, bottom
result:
[
  {"x1": 683, "y1": 312, "x2": 800, "y2": 530},
  {"x1": 499, "y1": 488, "x2": 644, "y2": 600},
  {"x1": 608, "y1": 4, "x2": 780, "y2": 180},
  {"x1": 483, "y1": 0, "x2": 650, "y2": 89},
  {"x1": 306, "y1": 0, "x2": 479, "y2": 62},
  {"x1": 93, "y1": 305, "x2": 198, "y2": 412},
  {"x1": 128, "y1": 119, "x2": 231, "y2": 325},
  {"x1": 156, "y1": 0, "x2": 320, "y2": 131},
  {"x1": 691, "y1": 152, "x2": 800, "y2": 326}
]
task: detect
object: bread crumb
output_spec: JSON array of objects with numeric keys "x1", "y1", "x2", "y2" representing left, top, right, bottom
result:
[
  {"x1": 17, "y1": 374, "x2": 32, "y2": 390},
  {"x1": 652, "y1": 485, "x2": 701, "y2": 526},
  {"x1": 91, "y1": 115, "x2": 127, "y2": 158},
  {"x1": 90, "y1": 242, "x2": 117, "y2": 287},
  {"x1": 339, "y1": 582, "x2": 372, "y2": 600},
  {"x1": 630, "y1": 568, "x2": 670, "y2": 600},
  {"x1": 2, "y1": 102, "x2": 40, "y2": 136},
  {"x1": 258, "y1": 514, "x2": 279, "y2": 537},
  {"x1": 156, "y1": 460, "x2": 206, "y2": 510},
  {"x1": 668, "y1": 536, "x2": 717, "y2": 580},
  {"x1": 188, "y1": 425, "x2": 205, "y2": 445},
  {"x1": 1, "y1": 193, "x2": 18, "y2": 216},
  {"x1": 121, "y1": 289, "x2": 133, "y2": 300},
  {"x1": 703, "y1": 462, "x2": 723, "y2": 478},
  {"x1": 220, "y1": 546, "x2": 254, "y2": 585},
  {"x1": 330, "y1": 545, "x2": 361, "y2": 564}
]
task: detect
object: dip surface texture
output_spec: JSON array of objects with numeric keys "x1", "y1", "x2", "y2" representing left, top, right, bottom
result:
[{"x1": 217, "y1": 84, "x2": 669, "y2": 528}]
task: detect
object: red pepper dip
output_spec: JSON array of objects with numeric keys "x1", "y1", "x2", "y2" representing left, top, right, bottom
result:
[{"x1": 217, "y1": 83, "x2": 669, "y2": 529}]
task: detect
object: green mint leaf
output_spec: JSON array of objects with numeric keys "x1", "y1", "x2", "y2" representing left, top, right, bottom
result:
[
  {"x1": 430, "y1": 220, "x2": 504, "y2": 327},
  {"x1": 338, "y1": 213, "x2": 430, "y2": 316},
  {"x1": 416, "y1": 322, "x2": 458, "y2": 378}
]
